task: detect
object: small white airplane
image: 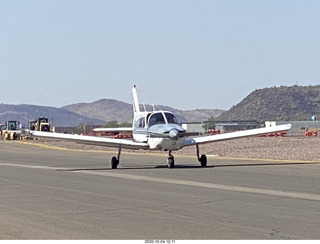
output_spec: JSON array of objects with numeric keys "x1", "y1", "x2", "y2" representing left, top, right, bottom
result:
[{"x1": 29, "y1": 85, "x2": 291, "y2": 169}]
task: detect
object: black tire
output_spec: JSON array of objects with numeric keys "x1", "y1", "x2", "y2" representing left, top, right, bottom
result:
[
  {"x1": 199, "y1": 154, "x2": 207, "y2": 167},
  {"x1": 167, "y1": 156, "x2": 175, "y2": 169},
  {"x1": 111, "y1": 157, "x2": 119, "y2": 169}
]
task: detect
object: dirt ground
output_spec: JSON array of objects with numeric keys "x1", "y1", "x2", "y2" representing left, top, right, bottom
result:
[
  {"x1": 179, "y1": 136, "x2": 320, "y2": 162},
  {"x1": 34, "y1": 135, "x2": 320, "y2": 162}
]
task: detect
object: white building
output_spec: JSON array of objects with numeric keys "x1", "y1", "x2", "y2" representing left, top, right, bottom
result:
[{"x1": 181, "y1": 122, "x2": 205, "y2": 135}]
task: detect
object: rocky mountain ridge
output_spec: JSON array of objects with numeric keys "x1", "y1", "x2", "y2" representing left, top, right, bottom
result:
[
  {"x1": 2, "y1": 85, "x2": 319, "y2": 127},
  {"x1": 218, "y1": 85, "x2": 320, "y2": 121}
]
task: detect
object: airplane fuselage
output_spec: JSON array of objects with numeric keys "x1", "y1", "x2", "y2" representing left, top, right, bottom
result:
[
  {"x1": 132, "y1": 110, "x2": 186, "y2": 151},
  {"x1": 147, "y1": 133, "x2": 186, "y2": 151}
]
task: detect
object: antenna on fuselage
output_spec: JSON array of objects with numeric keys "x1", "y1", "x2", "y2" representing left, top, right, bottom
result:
[{"x1": 132, "y1": 85, "x2": 140, "y2": 114}]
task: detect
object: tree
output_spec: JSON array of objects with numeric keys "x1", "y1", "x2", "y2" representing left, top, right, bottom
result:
[
  {"x1": 102, "y1": 121, "x2": 132, "y2": 128},
  {"x1": 103, "y1": 120, "x2": 120, "y2": 128},
  {"x1": 202, "y1": 116, "x2": 215, "y2": 132},
  {"x1": 75, "y1": 123, "x2": 86, "y2": 134}
]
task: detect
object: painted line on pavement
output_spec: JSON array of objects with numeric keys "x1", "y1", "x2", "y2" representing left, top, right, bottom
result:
[{"x1": 1, "y1": 162, "x2": 320, "y2": 202}]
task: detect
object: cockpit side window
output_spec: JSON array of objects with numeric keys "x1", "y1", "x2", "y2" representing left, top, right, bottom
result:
[
  {"x1": 138, "y1": 117, "x2": 145, "y2": 128},
  {"x1": 148, "y1": 112, "x2": 166, "y2": 127},
  {"x1": 134, "y1": 117, "x2": 145, "y2": 128},
  {"x1": 164, "y1": 112, "x2": 179, "y2": 124}
]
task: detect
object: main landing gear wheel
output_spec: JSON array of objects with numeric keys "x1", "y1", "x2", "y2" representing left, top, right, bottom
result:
[
  {"x1": 199, "y1": 154, "x2": 207, "y2": 167},
  {"x1": 111, "y1": 147, "x2": 122, "y2": 169},
  {"x1": 196, "y1": 145, "x2": 207, "y2": 167},
  {"x1": 111, "y1": 157, "x2": 119, "y2": 169}
]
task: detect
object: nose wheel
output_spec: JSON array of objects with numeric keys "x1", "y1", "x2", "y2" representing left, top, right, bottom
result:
[{"x1": 167, "y1": 151, "x2": 175, "y2": 168}]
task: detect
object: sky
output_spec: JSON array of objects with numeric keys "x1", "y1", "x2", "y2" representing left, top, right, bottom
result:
[{"x1": 1, "y1": 0, "x2": 320, "y2": 110}]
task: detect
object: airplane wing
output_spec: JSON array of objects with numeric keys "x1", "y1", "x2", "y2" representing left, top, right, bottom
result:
[
  {"x1": 93, "y1": 127, "x2": 133, "y2": 132},
  {"x1": 183, "y1": 124, "x2": 292, "y2": 147},
  {"x1": 28, "y1": 130, "x2": 149, "y2": 150}
]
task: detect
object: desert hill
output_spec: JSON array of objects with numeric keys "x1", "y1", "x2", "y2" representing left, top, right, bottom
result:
[
  {"x1": 0, "y1": 100, "x2": 224, "y2": 127},
  {"x1": 4, "y1": 85, "x2": 317, "y2": 127},
  {"x1": 0, "y1": 104, "x2": 105, "y2": 127},
  {"x1": 62, "y1": 99, "x2": 225, "y2": 124},
  {"x1": 218, "y1": 85, "x2": 320, "y2": 121}
]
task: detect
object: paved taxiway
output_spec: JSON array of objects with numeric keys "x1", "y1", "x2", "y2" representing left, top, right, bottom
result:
[{"x1": 0, "y1": 140, "x2": 320, "y2": 239}]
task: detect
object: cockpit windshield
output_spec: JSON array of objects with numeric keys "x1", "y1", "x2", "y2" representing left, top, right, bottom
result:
[
  {"x1": 164, "y1": 112, "x2": 179, "y2": 124},
  {"x1": 148, "y1": 112, "x2": 165, "y2": 127},
  {"x1": 148, "y1": 112, "x2": 179, "y2": 127}
]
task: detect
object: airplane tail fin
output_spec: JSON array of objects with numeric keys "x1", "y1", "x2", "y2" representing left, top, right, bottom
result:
[{"x1": 132, "y1": 85, "x2": 140, "y2": 114}]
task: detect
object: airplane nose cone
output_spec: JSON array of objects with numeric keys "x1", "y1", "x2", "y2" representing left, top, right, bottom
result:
[{"x1": 169, "y1": 129, "x2": 179, "y2": 140}]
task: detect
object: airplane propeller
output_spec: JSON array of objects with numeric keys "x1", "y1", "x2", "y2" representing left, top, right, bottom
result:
[
  {"x1": 148, "y1": 129, "x2": 185, "y2": 139},
  {"x1": 169, "y1": 129, "x2": 179, "y2": 140}
]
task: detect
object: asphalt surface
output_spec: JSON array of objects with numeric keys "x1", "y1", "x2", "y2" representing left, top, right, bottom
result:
[{"x1": 1, "y1": 140, "x2": 320, "y2": 240}]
